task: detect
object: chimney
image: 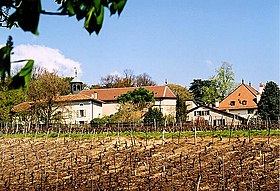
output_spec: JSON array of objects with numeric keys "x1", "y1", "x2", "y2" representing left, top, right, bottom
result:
[
  {"x1": 259, "y1": 83, "x2": 265, "y2": 94},
  {"x1": 249, "y1": 81, "x2": 251, "y2": 86},
  {"x1": 215, "y1": 101, "x2": 219, "y2": 108},
  {"x1": 91, "y1": 92, "x2": 98, "y2": 99}
]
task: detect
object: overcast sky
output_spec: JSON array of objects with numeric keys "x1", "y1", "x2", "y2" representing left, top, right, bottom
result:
[{"x1": 1, "y1": 0, "x2": 279, "y2": 88}]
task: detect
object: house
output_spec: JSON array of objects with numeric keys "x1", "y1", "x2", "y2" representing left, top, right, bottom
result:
[
  {"x1": 12, "y1": 85, "x2": 177, "y2": 124},
  {"x1": 215, "y1": 82, "x2": 264, "y2": 119},
  {"x1": 185, "y1": 100, "x2": 245, "y2": 126},
  {"x1": 12, "y1": 94, "x2": 103, "y2": 124},
  {"x1": 187, "y1": 104, "x2": 245, "y2": 126},
  {"x1": 80, "y1": 85, "x2": 177, "y2": 117}
]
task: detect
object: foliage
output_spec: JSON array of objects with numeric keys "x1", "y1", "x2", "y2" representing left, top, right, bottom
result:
[
  {"x1": 1, "y1": 0, "x2": 127, "y2": 35},
  {"x1": 117, "y1": 87, "x2": 154, "y2": 110},
  {"x1": 167, "y1": 84, "x2": 192, "y2": 101},
  {"x1": 0, "y1": 84, "x2": 26, "y2": 122},
  {"x1": 91, "y1": 115, "x2": 112, "y2": 125},
  {"x1": 189, "y1": 79, "x2": 212, "y2": 105},
  {"x1": 143, "y1": 108, "x2": 164, "y2": 126},
  {"x1": 0, "y1": 36, "x2": 34, "y2": 90},
  {"x1": 99, "y1": 69, "x2": 157, "y2": 88},
  {"x1": 26, "y1": 70, "x2": 71, "y2": 126},
  {"x1": 175, "y1": 95, "x2": 187, "y2": 123},
  {"x1": 257, "y1": 81, "x2": 280, "y2": 121},
  {"x1": 189, "y1": 62, "x2": 236, "y2": 106},
  {"x1": 213, "y1": 61, "x2": 235, "y2": 100},
  {"x1": 201, "y1": 78, "x2": 219, "y2": 106}
]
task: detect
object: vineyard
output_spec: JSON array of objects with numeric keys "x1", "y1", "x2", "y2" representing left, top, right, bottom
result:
[{"x1": 0, "y1": 129, "x2": 278, "y2": 190}]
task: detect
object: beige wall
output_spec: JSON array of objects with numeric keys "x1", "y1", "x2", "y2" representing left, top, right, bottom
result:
[{"x1": 187, "y1": 107, "x2": 243, "y2": 126}]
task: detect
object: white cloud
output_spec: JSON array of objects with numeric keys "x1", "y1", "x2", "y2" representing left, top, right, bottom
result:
[{"x1": 11, "y1": 44, "x2": 82, "y2": 78}]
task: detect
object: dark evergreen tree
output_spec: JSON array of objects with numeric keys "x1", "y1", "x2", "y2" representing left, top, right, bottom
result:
[
  {"x1": 176, "y1": 95, "x2": 187, "y2": 123},
  {"x1": 258, "y1": 81, "x2": 280, "y2": 122},
  {"x1": 143, "y1": 108, "x2": 164, "y2": 126}
]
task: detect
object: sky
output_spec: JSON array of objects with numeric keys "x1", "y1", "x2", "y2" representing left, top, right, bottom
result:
[{"x1": 1, "y1": 0, "x2": 279, "y2": 89}]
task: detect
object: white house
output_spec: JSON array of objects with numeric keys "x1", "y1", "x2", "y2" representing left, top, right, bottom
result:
[{"x1": 80, "y1": 85, "x2": 177, "y2": 118}]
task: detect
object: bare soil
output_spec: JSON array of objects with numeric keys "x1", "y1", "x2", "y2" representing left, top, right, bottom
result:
[{"x1": 0, "y1": 135, "x2": 278, "y2": 190}]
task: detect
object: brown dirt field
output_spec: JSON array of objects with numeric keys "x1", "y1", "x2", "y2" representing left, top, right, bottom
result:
[{"x1": 0, "y1": 135, "x2": 278, "y2": 190}]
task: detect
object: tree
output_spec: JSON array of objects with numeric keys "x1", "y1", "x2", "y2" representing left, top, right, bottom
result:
[
  {"x1": 27, "y1": 70, "x2": 71, "y2": 126},
  {"x1": 114, "y1": 87, "x2": 154, "y2": 122},
  {"x1": 167, "y1": 84, "x2": 192, "y2": 122},
  {"x1": 143, "y1": 108, "x2": 164, "y2": 126},
  {"x1": 0, "y1": 84, "x2": 26, "y2": 122},
  {"x1": 98, "y1": 70, "x2": 157, "y2": 88},
  {"x1": 201, "y1": 78, "x2": 219, "y2": 106},
  {"x1": 168, "y1": 84, "x2": 192, "y2": 101},
  {"x1": 214, "y1": 62, "x2": 235, "y2": 100},
  {"x1": 189, "y1": 62, "x2": 236, "y2": 106},
  {"x1": 117, "y1": 87, "x2": 154, "y2": 111},
  {"x1": 135, "y1": 73, "x2": 157, "y2": 87},
  {"x1": 1, "y1": 0, "x2": 127, "y2": 35},
  {"x1": 257, "y1": 81, "x2": 280, "y2": 122},
  {"x1": 175, "y1": 95, "x2": 187, "y2": 123},
  {"x1": 189, "y1": 79, "x2": 211, "y2": 105}
]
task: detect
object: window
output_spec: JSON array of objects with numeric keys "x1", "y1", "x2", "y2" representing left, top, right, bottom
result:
[
  {"x1": 77, "y1": 110, "x2": 86, "y2": 118},
  {"x1": 242, "y1": 100, "x2": 247, "y2": 105},
  {"x1": 248, "y1": 109, "x2": 254, "y2": 114},
  {"x1": 194, "y1": 110, "x2": 209, "y2": 116},
  {"x1": 79, "y1": 103, "x2": 84, "y2": 106},
  {"x1": 73, "y1": 84, "x2": 76, "y2": 91},
  {"x1": 230, "y1": 101, "x2": 235, "y2": 106},
  {"x1": 77, "y1": 85, "x2": 81, "y2": 91}
]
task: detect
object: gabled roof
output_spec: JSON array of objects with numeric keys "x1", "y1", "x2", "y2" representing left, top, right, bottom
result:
[
  {"x1": 80, "y1": 86, "x2": 176, "y2": 101},
  {"x1": 217, "y1": 83, "x2": 259, "y2": 110},
  {"x1": 188, "y1": 105, "x2": 246, "y2": 121},
  {"x1": 55, "y1": 94, "x2": 103, "y2": 103},
  {"x1": 12, "y1": 94, "x2": 103, "y2": 113}
]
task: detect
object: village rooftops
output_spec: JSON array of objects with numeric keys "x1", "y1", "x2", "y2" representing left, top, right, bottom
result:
[
  {"x1": 12, "y1": 94, "x2": 103, "y2": 113},
  {"x1": 216, "y1": 83, "x2": 259, "y2": 110},
  {"x1": 80, "y1": 85, "x2": 176, "y2": 101}
]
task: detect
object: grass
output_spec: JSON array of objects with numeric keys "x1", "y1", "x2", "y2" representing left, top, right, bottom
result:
[{"x1": 0, "y1": 129, "x2": 278, "y2": 139}]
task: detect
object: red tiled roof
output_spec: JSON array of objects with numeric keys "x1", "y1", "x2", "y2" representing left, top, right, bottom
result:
[
  {"x1": 217, "y1": 83, "x2": 259, "y2": 110},
  {"x1": 80, "y1": 86, "x2": 176, "y2": 101},
  {"x1": 12, "y1": 94, "x2": 102, "y2": 112},
  {"x1": 55, "y1": 94, "x2": 102, "y2": 103}
]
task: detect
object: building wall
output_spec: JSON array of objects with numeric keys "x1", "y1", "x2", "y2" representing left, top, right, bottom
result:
[
  {"x1": 187, "y1": 107, "x2": 243, "y2": 126},
  {"x1": 153, "y1": 99, "x2": 176, "y2": 117},
  {"x1": 102, "y1": 103, "x2": 119, "y2": 116},
  {"x1": 226, "y1": 109, "x2": 258, "y2": 120},
  {"x1": 59, "y1": 101, "x2": 102, "y2": 124}
]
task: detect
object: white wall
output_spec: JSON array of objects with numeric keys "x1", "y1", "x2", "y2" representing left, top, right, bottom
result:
[{"x1": 59, "y1": 100, "x2": 102, "y2": 124}]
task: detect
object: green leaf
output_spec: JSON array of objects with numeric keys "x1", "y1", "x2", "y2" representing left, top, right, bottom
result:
[
  {"x1": 96, "y1": 6, "x2": 104, "y2": 26},
  {"x1": 9, "y1": 60, "x2": 34, "y2": 90},
  {"x1": 9, "y1": 0, "x2": 41, "y2": 35},
  {"x1": 116, "y1": 0, "x2": 127, "y2": 15},
  {"x1": 0, "y1": 45, "x2": 12, "y2": 81}
]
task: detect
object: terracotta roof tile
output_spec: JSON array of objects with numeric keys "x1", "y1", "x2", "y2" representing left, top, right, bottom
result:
[
  {"x1": 80, "y1": 86, "x2": 176, "y2": 101},
  {"x1": 12, "y1": 94, "x2": 103, "y2": 113},
  {"x1": 217, "y1": 83, "x2": 259, "y2": 110}
]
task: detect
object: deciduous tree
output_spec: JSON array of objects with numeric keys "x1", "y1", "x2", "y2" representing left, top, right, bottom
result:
[{"x1": 27, "y1": 70, "x2": 70, "y2": 126}]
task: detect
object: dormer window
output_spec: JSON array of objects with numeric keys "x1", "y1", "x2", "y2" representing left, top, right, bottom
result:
[
  {"x1": 242, "y1": 100, "x2": 247, "y2": 105},
  {"x1": 230, "y1": 101, "x2": 235, "y2": 106}
]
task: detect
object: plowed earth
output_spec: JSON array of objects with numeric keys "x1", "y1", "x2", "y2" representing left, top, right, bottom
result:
[{"x1": 0, "y1": 135, "x2": 278, "y2": 190}]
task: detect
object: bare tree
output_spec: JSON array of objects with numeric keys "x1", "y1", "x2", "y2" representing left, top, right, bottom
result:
[{"x1": 135, "y1": 73, "x2": 156, "y2": 87}]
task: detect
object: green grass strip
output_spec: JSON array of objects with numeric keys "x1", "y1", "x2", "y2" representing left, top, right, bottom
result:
[{"x1": 0, "y1": 129, "x2": 278, "y2": 139}]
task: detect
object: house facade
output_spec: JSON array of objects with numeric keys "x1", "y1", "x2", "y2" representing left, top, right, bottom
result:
[
  {"x1": 80, "y1": 85, "x2": 177, "y2": 118},
  {"x1": 13, "y1": 85, "x2": 177, "y2": 124},
  {"x1": 215, "y1": 82, "x2": 264, "y2": 119},
  {"x1": 187, "y1": 104, "x2": 245, "y2": 126}
]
